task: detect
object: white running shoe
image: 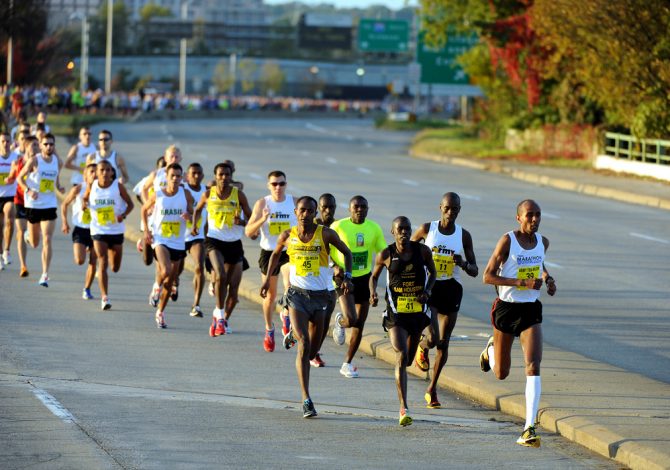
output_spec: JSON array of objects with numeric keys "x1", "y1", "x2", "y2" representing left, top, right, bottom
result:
[
  {"x1": 38, "y1": 273, "x2": 49, "y2": 288},
  {"x1": 23, "y1": 231, "x2": 30, "y2": 245},
  {"x1": 101, "y1": 296, "x2": 111, "y2": 310},
  {"x1": 149, "y1": 284, "x2": 161, "y2": 307},
  {"x1": 2, "y1": 251, "x2": 10, "y2": 265},
  {"x1": 339, "y1": 362, "x2": 359, "y2": 378},
  {"x1": 332, "y1": 312, "x2": 345, "y2": 345},
  {"x1": 155, "y1": 311, "x2": 166, "y2": 329}
]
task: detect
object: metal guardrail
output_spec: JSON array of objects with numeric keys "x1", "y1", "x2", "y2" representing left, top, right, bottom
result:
[{"x1": 604, "y1": 132, "x2": 670, "y2": 164}]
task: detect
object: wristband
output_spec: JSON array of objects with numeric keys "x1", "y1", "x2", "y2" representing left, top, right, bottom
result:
[{"x1": 344, "y1": 272, "x2": 352, "y2": 279}]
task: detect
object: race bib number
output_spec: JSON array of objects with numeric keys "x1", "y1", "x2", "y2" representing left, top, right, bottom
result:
[
  {"x1": 269, "y1": 221, "x2": 290, "y2": 236},
  {"x1": 434, "y1": 253, "x2": 455, "y2": 279},
  {"x1": 161, "y1": 221, "x2": 181, "y2": 238},
  {"x1": 352, "y1": 251, "x2": 368, "y2": 271},
  {"x1": 97, "y1": 206, "x2": 115, "y2": 226},
  {"x1": 397, "y1": 296, "x2": 421, "y2": 313},
  {"x1": 211, "y1": 205, "x2": 235, "y2": 229},
  {"x1": 40, "y1": 179, "x2": 55, "y2": 193},
  {"x1": 517, "y1": 265, "x2": 540, "y2": 290},
  {"x1": 294, "y1": 253, "x2": 320, "y2": 277},
  {"x1": 0, "y1": 173, "x2": 8, "y2": 185},
  {"x1": 82, "y1": 208, "x2": 91, "y2": 225}
]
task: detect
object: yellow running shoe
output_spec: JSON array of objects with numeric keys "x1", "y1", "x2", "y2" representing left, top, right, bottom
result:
[
  {"x1": 415, "y1": 343, "x2": 430, "y2": 372},
  {"x1": 399, "y1": 408, "x2": 413, "y2": 427},
  {"x1": 424, "y1": 391, "x2": 441, "y2": 409},
  {"x1": 516, "y1": 426, "x2": 541, "y2": 447}
]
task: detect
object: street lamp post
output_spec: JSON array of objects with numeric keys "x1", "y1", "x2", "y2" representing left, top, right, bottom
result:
[
  {"x1": 105, "y1": 0, "x2": 113, "y2": 93},
  {"x1": 6, "y1": 0, "x2": 13, "y2": 85},
  {"x1": 178, "y1": 0, "x2": 190, "y2": 96},
  {"x1": 71, "y1": 12, "x2": 90, "y2": 92}
]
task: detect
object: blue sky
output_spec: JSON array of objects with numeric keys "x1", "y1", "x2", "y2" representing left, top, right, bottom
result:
[{"x1": 265, "y1": 0, "x2": 418, "y2": 9}]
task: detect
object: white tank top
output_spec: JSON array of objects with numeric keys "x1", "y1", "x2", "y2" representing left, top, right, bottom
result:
[
  {"x1": 185, "y1": 184, "x2": 206, "y2": 242},
  {"x1": 72, "y1": 183, "x2": 92, "y2": 228},
  {"x1": 70, "y1": 143, "x2": 96, "y2": 184},
  {"x1": 88, "y1": 180, "x2": 126, "y2": 236},
  {"x1": 259, "y1": 194, "x2": 296, "y2": 251},
  {"x1": 498, "y1": 232, "x2": 545, "y2": 303},
  {"x1": 152, "y1": 167, "x2": 167, "y2": 193},
  {"x1": 0, "y1": 151, "x2": 18, "y2": 198},
  {"x1": 424, "y1": 222, "x2": 464, "y2": 283},
  {"x1": 94, "y1": 151, "x2": 118, "y2": 174},
  {"x1": 151, "y1": 186, "x2": 188, "y2": 250},
  {"x1": 24, "y1": 155, "x2": 59, "y2": 209},
  {"x1": 206, "y1": 187, "x2": 244, "y2": 242}
]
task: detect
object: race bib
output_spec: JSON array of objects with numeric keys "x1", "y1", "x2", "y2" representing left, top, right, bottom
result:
[
  {"x1": 434, "y1": 253, "x2": 455, "y2": 279},
  {"x1": 211, "y1": 205, "x2": 236, "y2": 229},
  {"x1": 79, "y1": 161, "x2": 86, "y2": 169},
  {"x1": 82, "y1": 208, "x2": 91, "y2": 225},
  {"x1": 269, "y1": 220, "x2": 290, "y2": 236},
  {"x1": 352, "y1": 251, "x2": 368, "y2": 271},
  {"x1": 97, "y1": 206, "x2": 115, "y2": 225},
  {"x1": 397, "y1": 296, "x2": 421, "y2": 313},
  {"x1": 161, "y1": 221, "x2": 181, "y2": 238},
  {"x1": 294, "y1": 252, "x2": 320, "y2": 277},
  {"x1": 517, "y1": 265, "x2": 540, "y2": 290},
  {"x1": 186, "y1": 217, "x2": 202, "y2": 230},
  {"x1": 0, "y1": 173, "x2": 8, "y2": 185},
  {"x1": 40, "y1": 178, "x2": 55, "y2": 193}
]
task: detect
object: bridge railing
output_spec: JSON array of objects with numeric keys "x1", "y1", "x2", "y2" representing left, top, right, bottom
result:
[{"x1": 604, "y1": 132, "x2": 670, "y2": 165}]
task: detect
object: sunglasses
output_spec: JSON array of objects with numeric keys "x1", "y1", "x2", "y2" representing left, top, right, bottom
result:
[
  {"x1": 99, "y1": 138, "x2": 111, "y2": 142},
  {"x1": 270, "y1": 182, "x2": 286, "y2": 187},
  {"x1": 42, "y1": 142, "x2": 55, "y2": 146}
]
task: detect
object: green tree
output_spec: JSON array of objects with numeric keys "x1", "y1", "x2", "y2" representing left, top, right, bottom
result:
[
  {"x1": 238, "y1": 59, "x2": 258, "y2": 94},
  {"x1": 212, "y1": 60, "x2": 235, "y2": 93},
  {"x1": 259, "y1": 61, "x2": 285, "y2": 96},
  {"x1": 89, "y1": 0, "x2": 131, "y2": 56},
  {"x1": 140, "y1": 3, "x2": 172, "y2": 21}
]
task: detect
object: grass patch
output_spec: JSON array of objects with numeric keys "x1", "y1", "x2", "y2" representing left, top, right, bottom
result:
[
  {"x1": 375, "y1": 116, "x2": 456, "y2": 131},
  {"x1": 45, "y1": 114, "x2": 124, "y2": 138}
]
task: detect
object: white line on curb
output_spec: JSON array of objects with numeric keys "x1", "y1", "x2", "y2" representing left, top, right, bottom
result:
[
  {"x1": 630, "y1": 232, "x2": 669, "y2": 244},
  {"x1": 31, "y1": 387, "x2": 76, "y2": 424}
]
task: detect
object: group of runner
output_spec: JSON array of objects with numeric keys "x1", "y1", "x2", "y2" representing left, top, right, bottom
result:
[{"x1": 0, "y1": 125, "x2": 557, "y2": 447}]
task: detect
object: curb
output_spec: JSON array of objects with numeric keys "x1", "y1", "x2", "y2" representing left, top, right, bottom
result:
[{"x1": 411, "y1": 151, "x2": 670, "y2": 211}]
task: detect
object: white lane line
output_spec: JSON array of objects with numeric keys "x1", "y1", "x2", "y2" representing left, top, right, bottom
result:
[
  {"x1": 542, "y1": 212, "x2": 560, "y2": 219},
  {"x1": 300, "y1": 150, "x2": 311, "y2": 157},
  {"x1": 544, "y1": 261, "x2": 563, "y2": 269},
  {"x1": 345, "y1": 135, "x2": 354, "y2": 141},
  {"x1": 167, "y1": 134, "x2": 174, "y2": 141},
  {"x1": 460, "y1": 194, "x2": 481, "y2": 201},
  {"x1": 326, "y1": 157, "x2": 337, "y2": 164},
  {"x1": 248, "y1": 173, "x2": 262, "y2": 180},
  {"x1": 305, "y1": 123, "x2": 328, "y2": 133},
  {"x1": 402, "y1": 179, "x2": 419, "y2": 187},
  {"x1": 358, "y1": 167, "x2": 371, "y2": 174},
  {"x1": 31, "y1": 387, "x2": 76, "y2": 424},
  {"x1": 160, "y1": 124, "x2": 168, "y2": 134},
  {"x1": 630, "y1": 232, "x2": 669, "y2": 244},
  {"x1": 364, "y1": 142, "x2": 374, "y2": 148}
]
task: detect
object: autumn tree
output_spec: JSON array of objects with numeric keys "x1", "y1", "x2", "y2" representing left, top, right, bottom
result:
[
  {"x1": 259, "y1": 61, "x2": 285, "y2": 96},
  {"x1": 238, "y1": 59, "x2": 258, "y2": 94}
]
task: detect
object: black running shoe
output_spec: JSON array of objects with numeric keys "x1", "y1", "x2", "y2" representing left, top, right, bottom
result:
[{"x1": 303, "y1": 399, "x2": 317, "y2": 418}]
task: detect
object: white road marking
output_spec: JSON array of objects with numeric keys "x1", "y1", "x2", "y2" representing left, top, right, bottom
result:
[
  {"x1": 542, "y1": 212, "x2": 560, "y2": 219},
  {"x1": 544, "y1": 261, "x2": 563, "y2": 269},
  {"x1": 167, "y1": 134, "x2": 174, "y2": 141},
  {"x1": 300, "y1": 150, "x2": 311, "y2": 157},
  {"x1": 364, "y1": 142, "x2": 374, "y2": 148},
  {"x1": 630, "y1": 232, "x2": 669, "y2": 244},
  {"x1": 248, "y1": 173, "x2": 262, "y2": 180},
  {"x1": 305, "y1": 123, "x2": 327, "y2": 133},
  {"x1": 358, "y1": 167, "x2": 371, "y2": 174},
  {"x1": 402, "y1": 179, "x2": 419, "y2": 187},
  {"x1": 345, "y1": 135, "x2": 354, "y2": 141},
  {"x1": 160, "y1": 124, "x2": 168, "y2": 134},
  {"x1": 31, "y1": 387, "x2": 76, "y2": 424},
  {"x1": 326, "y1": 157, "x2": 337, "y2": 164},
  {"x1": 460, "y1": 194, "x2": 481, "y2": 201}
]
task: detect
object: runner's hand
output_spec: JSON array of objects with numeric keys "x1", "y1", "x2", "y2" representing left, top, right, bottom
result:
[{"x1": 370, "y1": 290, "x2": 378, "y2": 307}]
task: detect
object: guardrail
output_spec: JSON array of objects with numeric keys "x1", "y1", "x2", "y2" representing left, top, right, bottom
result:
[{"x1": 604, "y1": 132, "x2": 670, "y2": 165}]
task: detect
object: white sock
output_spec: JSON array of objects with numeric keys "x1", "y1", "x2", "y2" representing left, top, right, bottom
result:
[
  {"x1": 488, "y1": 345, "x2": 496, "y2": 369},
  {"x1": 153, "y1": 282, "x2": 159, "y2": 290},
  {"x1": 525, "y1": 375, "x2": 541, "y2": 428},
  {"x1": 213, "y1": 308, "x2": 223, "y2": 320}
]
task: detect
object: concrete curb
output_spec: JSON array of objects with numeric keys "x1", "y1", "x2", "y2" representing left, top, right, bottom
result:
[{"x1": 411, "y1": 150, "x2": 670, "y2": 211}]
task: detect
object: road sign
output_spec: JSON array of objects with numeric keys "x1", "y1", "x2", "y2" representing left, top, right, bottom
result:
[
  {"x1": 417, "y1": 32, "x2": 478, "y2": 84},
  {"x1": 358, "y1": 19, "x2": 409, "y2": 53}
]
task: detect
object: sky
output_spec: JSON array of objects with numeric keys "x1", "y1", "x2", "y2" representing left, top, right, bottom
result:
[{"x1": 264, "y1": 0, "x2": 418, "y2": 9}]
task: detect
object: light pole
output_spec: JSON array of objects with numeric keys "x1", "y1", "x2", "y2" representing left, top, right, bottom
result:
[
  {"x1": 105, "y1": 0, "x2": 113, "y2": 93},
  {"x1": 71, "y1": 12, "x2": 90, "y2": 92},
  {"x1": 6, "y1": 0, "x2": 13, "y2": 85},
  {"x1": 178, "y1": 0, "x2": 191, "y2": 96}
]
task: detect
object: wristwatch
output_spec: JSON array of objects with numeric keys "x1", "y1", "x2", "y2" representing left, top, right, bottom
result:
[{"x1": 344, "y1": 272, "x2": 353, "y2": 280}]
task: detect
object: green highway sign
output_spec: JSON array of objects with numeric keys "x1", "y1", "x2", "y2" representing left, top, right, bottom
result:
[
  {"x1": 417, "y1": 32, "x2": 478, "y2": 84},
  {"x1": 358, "y1": 19, "x2": 409, "y2": 53}
]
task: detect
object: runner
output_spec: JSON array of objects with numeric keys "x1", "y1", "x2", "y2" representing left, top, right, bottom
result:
[
  {"x1": 192, "y1": 162, "x2": 252, "y2": 336},
  {"x1": 16, "y1": 133, "x2": 65, "y2": 287},
  {"x1": 245, "y1": 170, "x2": 297, "y2": 352},
  {"x1": 0, "y1": 131, "x2": 17, "y2": 270},
  {"x1": 60, "y1": 163, "x2": 98, "y2": 299},
  {"x1": 183, "y1": 162, "x2": 207, "y2": 318},
  {"x1": 84, "y1": 160, "x2": 135, "y2": 310},
  {"x1": 133, "y1": 156, "x2": 166, "y2": 265},
  {"x1": 141, "y1": 163, "x2": 194, "y2": 328},
  {"x1": 7, "y1": 131, "x2": 33, "y2": 277},
  {"x1": 64, "y1": 126, "x2": 96, "y2": 186},
  {"x1": 88, "y1": 130, "x2": 130, "y2": 184},
  {"x1": 370, "y1": 216, "x2": 436, "y2": 426},
  {"x1": 260, "y1": 196, "x2": 354, "y2": 418},
  {"x1": 330, "y1": 195, "x2": 386, "y2": 378},
  {"x1": 480, "y1": 199, "x2": 556, "y2": 447},
  {"x1": 411, "y1": 192, "x2": 479, "y2": 408}
]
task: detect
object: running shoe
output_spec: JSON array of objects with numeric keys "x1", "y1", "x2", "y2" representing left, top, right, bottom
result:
[
  {"x1": 516, "y1": 426, "x2": 541, "y2": 447},
  {"x1": 155, "y1": 311, "x2": 167, "y2": 329},
  {"x1": 480, "y1": 336, "x2": 494, "y2": 373},
  {"x1": 170, "y1": 284, "x2": 178, "y2": 302},
  {"x1": 332, "y1": 312, "x2": 345, "y2": 345},
  {"x1": 19, "y1": 266, "x2": 29, "y2": 278},
  {"x1": 136, "y1": 238, "x2": 143, "y2": 253},
  {"x1": 82, "y1": 288, "x2": 93, "y2": 300},
  {"x1": 223, "y1": 318, "x2": 231, "y2": 334},
  {"x1": 214, "y1": 319, "x2": 226, "y2": 336},
  {"x1": 208, "y1": 282, "x2": 214, "y2": 297},
  {"x1": 415, "y1": 343, "x2": 430, "y2": 372},
  {"x1": 149, "y1": 285, "x2": 160, "y2": 308},
  {"x1": 2, "y1": 251, "x2": 11, "y2": 265},
  {"x1": 425, "y1": 391, "x2": 441, "y2": 409},
  {"x1": 310, "y1": 352, "x2": 325, "y2": 368},
  {"x1": 399, "y1": 408, "x2": 413, "y2": 427},
  {"x1": 283, "y1": 329, "x2": 297, "y2": 350},
  {"x1": 101, "y1": 296, "x2": 111, "y2": 311},
  {"x1": 23, "y1": 231, "x2": 30, "y2": 244},
  {"x1": 339, "y1": 362, "x2": 359, "y2": 378},
  {"x1": 38, "y1": 273, "x2": 49, "y2": 287},
  {"x1": 303, "y1": 398, "x2": 318, "y2": 418},
  {"x1": 190, "y1": 305, "x2": 203, "y2": 317},
  {"x1": 280, "y1": 308, "x2": 291, "y2": 336},
  {"x1": 263, "y1": 327, "x2": 275, "y2": 352},
  {"x1": 209, "y1": 316, "x2": 217, "y2": 337}
]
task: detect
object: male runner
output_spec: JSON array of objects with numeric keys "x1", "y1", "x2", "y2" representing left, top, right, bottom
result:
[
  {"x1": 0, "y1": 131, "x2": 17, "y2": 269},
  {"x1": 260, "y1": 196, "x2": 353, "y2": 418},
  {"x1": 411, "y1": 192, "x2": 479, "y2": 408},
  {"x1": 330, "y1": 195, "x2": 386, "y2": 378},
  {"x1": 84, "y1": 160, "x2": 135, "y2": 310},
  {"x1": 8, "y1": 131, "x2": 33, "y2": 277},
  {"x1": 480, "y1": 199, "x2": 557, "y2": 447},
  {"x1": 192, "y1": 163, "x2": 252, "y2": 336},
  {"x1": 183, "y1": 162, "x2": 207, "y2": 317},
  {"x1": 64, "y1": 126, "x2": 96, "y2": 186},
  {"x1": 370, "y1": 216, "x2": 436, "y2": 426},
  {"x1": 245, "y1": 170, "x2": 297, "y2": 352},
  {"x1": 61, "y1": 163, "x2": 98, "y2": 299},
  {"x1": 88, "y1": 130, "x2": 130, "y2": 184},
  {"x1": 142, "y1": 163, "x2": 194, "y2": 328},
  {"x1": 16, "y1": 133, "x2": 65, "y2": 287}
]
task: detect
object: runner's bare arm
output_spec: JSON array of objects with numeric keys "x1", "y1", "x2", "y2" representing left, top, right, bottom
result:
[
  {"x1": 369, "y1": 248, "x2": 390, "y2": 307},
  {"x1": 410, "y1": 222, "x2": 430, "y2": 242},
  {"x1": 117, "y1": 183, "x2": 135, "y2": 221},
  {"x1": 260, "y1": 230, "x2": 290, "y2": 298},
  {"x1": 64, "y1": 144, "x2": 80, "y2": 171},
  {"x1": 60, "y1": 185, "x2": 80, "y2": 234},
  {"x1": 457, "y1": 228, "x2": 479, "y2": 277},
  {"x1": 419, "y1": 244, "x2": 437, "y2": 303},
  {"x1": 244, "y1": 198, "x2": 268, "y2": 239}
]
